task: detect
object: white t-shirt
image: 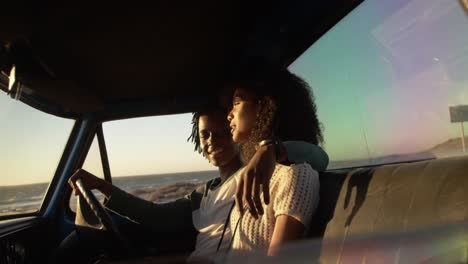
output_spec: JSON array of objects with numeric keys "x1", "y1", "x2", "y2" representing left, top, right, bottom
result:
[{"x1": 189, "y1": 170, "x2": 240, "y2": 261}]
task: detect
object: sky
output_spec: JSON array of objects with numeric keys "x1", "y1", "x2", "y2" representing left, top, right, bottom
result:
[
  {"x1": 1, "y1": 0, "x2": 468, "y2": 186},
  {"x1": 82, "y1": 114, "x2": 213, "y2": 179},
  {"x1": 0, "y1": 97, "x2": 211, "y2": 185},
  {"x1": 289, "y1": 0, "x2": 468, "y2": 161}
]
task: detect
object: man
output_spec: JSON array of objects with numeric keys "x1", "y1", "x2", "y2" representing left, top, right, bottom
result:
[{"x1": 66, "y1": 106, "x2": 328, "y2": 262}]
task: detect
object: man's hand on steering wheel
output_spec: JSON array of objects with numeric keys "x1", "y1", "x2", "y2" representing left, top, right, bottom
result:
[
  {"x1": 69, "y1": 169, "x2": 112, "y2": 197},
  {"x1": 69, "y1": 169, "x2": 132, "y2": 257}
]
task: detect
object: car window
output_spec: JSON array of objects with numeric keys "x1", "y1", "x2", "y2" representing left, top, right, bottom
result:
[
  {"x1": 0, "y1": 93, "x2": 74, "y2": 217},
  {"x1": 289, "y1": 0, "x2": 468, "y2": 169},
  {"x1": 71, "y1": 114, "x2": 217, "y2": 211}
]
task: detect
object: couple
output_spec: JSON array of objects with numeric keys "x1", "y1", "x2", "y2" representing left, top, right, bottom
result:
[{"x1": 69, "y1": 59, "x2": 327, "y2": 262}]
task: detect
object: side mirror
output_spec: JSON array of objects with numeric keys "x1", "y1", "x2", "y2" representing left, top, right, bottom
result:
[
  {"x1": 0, "y1": 42, "x2": 7, "y2": 72},
  {"x1": 0, "y1": 41, "x2": 20, "y2": 97},
  {"x1": 6, "y1": 38, "x2": 55, "y2": 80},
  {"x1": 0, "y1": 38, "x2": 54, "y2": 99}
]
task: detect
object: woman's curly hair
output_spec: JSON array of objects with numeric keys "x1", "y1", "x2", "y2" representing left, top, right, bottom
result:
[{"x1": 226, "y1": 58, "x2": 323, "y2": 162}]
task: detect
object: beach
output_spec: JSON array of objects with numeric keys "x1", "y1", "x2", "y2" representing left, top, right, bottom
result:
[{"x1": 0, "y1": 170, "x2": 218, "y2": 216}]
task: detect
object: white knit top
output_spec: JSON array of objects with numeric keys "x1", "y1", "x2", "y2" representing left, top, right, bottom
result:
[{"x1": 229, "y1": 163, "x2": 319, "y2": 253}]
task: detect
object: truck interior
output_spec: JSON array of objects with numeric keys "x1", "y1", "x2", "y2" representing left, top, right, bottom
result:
[{"x1": 1, "y1": 0, "x2": 468, "y2": 263}]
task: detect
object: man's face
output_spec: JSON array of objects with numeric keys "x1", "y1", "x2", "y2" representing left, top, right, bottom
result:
[{"x1": 199, "y1": 112, "x2": 239, "y2": 167}]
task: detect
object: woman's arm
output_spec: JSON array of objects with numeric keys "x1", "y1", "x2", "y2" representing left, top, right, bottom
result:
[
  {"x1": 268, "y1": 164, "x2": 320, "y2": 256},
  {"x1": 267, "y1": 215, "x2": 305, "y2": 256},
  {"x1": 235, "y1": 141, "x2": 327, "y2": 218}
]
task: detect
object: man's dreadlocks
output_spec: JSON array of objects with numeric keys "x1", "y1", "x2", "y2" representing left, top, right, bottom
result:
[{"x1": 187, "y1": 112, "x2": 202, "y2": 154}]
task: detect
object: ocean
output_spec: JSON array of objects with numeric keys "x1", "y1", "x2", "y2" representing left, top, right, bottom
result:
[{"x1": 0, "y1": 170, "x2": 219, "y2": 216}]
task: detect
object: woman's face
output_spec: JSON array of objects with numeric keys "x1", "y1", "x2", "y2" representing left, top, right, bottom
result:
[
  {"x1": 227, "y1": 88, "x2": 259, "y2": 143},
  {"x1": 198, "y1": 111, "x2": 239, "y2": 167}
]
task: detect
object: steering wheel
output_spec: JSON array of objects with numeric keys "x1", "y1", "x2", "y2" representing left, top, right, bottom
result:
[{"x1": 75, "y1": 179, "x2": 132, "y2": 254}]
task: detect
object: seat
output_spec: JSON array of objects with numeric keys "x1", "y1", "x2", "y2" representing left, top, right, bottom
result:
[{"x1": 308, "y1": 156, "x2": 468, "y2": 263}]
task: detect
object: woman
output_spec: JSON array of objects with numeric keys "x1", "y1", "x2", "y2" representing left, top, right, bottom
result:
[{"x1": 226, "y1": 59, "x2": 322, "y2": 256}]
